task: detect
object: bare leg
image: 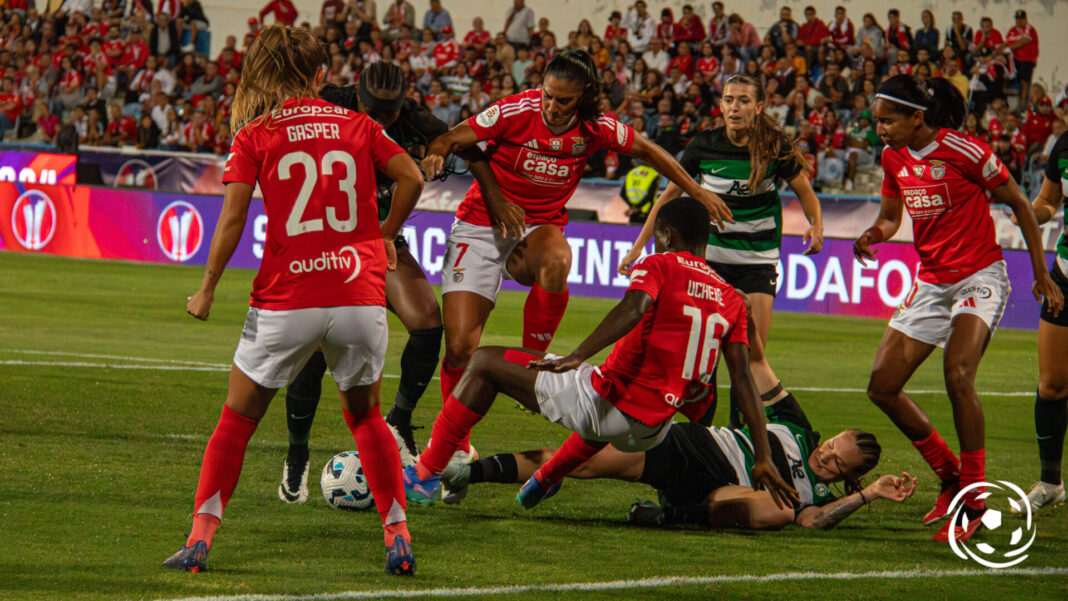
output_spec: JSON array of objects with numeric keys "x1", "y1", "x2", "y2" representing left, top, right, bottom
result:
[{"x1": 866, "y1": 327, "x2": 938, "y2": 440}]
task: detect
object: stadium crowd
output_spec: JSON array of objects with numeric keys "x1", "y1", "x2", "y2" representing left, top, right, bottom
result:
[{"x1": 0, "y1": 0, "x2": 1065, "y2": 192}]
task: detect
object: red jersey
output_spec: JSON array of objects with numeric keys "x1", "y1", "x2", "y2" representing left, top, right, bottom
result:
[
  {"x1": 223, "y1": 97, "x2": 406, "y2": 310},
  {"x1": 1005, "y1": 24, "x2": 1038, "y2": 62},
  {"x1": 121, "y1": 40, "x2": 149, "y2": 69},
  {"x1": 829, "y1": 19, "x2": 855, "y2": 47},
  {"x1": 463, "y1": 30, "x2": 490, "y2": 48},
  {"x1": 669, "y1": 54, "x2": 694, "y2": 78},
  {"x1": 462, "y1": 89, "x2": 636, "y2": 226},
  {"x1": 106, "y1": 115, "x2": 137, "y2": 142},
  {"x1": 880, "y1": 128, "x2": 1010, "y2": 284},
  {"x1": 433, "y1": 39, "x2": 461, "y2": 69},
  {"x1": 0, "y1": 92, "x2": 20, "y2": 122},
  {"x1": 603, "y1": 25, "x2": 626, "y2": 41},
  {"x1": 798, "y1": 19, "x2": 829, "y2": 47},
  {"x1": 591, "y1": 251, "x2": 749, "y2": 427},
  {"x1": 260, "y1": 0, "x2": 298, "y2": 26},
  {"x1": 696, "y1": 56, "x2": 718, "y2": 77},
  {"x1": 973, "y1": 28, "x2": 1003, "y2": 52}
]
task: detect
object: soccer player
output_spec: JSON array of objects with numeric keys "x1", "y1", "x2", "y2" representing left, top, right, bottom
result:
[
  {"x1": 619, "y1": 73, "x2": 824, "y2": 428},
  {"x1": 853, "y1": 75, "x2": 1063, "y2": 543},
  {"x1": 450, "y1": 392, "x2": 915, "y2": 531},
  {"x1": 163, "y1": 25, "x2": 423, "y2": 575},
  {"x1": 419, "y1": 50, "x2": 733, "y2": 484},
  {"x1": 276, "y1": 61, "x2": 506, "y2": 503},
  {"x1": 402, "y1": 197, "x2": 798, "y2": 511},
  {"x1": 1015, "y1": 129, "x2": 1068, "y2": 511}
]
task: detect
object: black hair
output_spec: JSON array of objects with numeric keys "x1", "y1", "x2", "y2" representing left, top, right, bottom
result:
[
  {"x1": 654, "y1": 197, "x2": 710, "y2": 249},
  {"x1": 543, "y1": 48, "x2": 602, "y2": 121},
  {"x1": 875, "y1": 74, "x2": 966, "y2": 130},
  {"x1": 841, "y1": 429, "x2": 882, "y2": 495},
  {"x1": 360, "y1": 60, "x2": 406, "y2": 95}
]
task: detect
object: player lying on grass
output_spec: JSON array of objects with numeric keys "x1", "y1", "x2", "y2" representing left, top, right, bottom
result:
[
  {"x1": 402, "y1": 196, "x2": 799, "y2": 511},
  {"x1": 445, "y1": 388, "x2": 916, "y2": 530}
]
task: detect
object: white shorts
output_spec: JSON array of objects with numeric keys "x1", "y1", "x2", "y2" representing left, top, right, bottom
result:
[
  {"x1": 535, "y1": 363, "x2": 671, "y2": 453},
  {"x1": 889, "y1": 260, "x2": 1011, "y2": 348},
  {"x1": 233, "y1": 305, "x2": 388, "y2": 391},
  {"x1": 440, "y1": 219, "x2": 548, "y2": 302}
]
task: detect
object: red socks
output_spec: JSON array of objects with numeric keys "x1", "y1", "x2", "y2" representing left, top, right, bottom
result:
[
  {"x1": 959, "y1": 449, "x2": 986, "y2": 510},
  {"x1": 523, "y1": 283, "x2": 569, "y2": 352},
  {"x1": 417, "y1": 396, "x2": 485, "y2": 478},
  {"x1": 439, "y1": 358, "x2": 471, "y2": 453},
  {"x1": 535, "y1": 432, "x2": 603, "y2": 486},
  {"x1": 342, "y1": 407, "x2": 408, "y2": 540},
  {"x1": 188, "y1": 405, "x2": 259, "y2": 549},
  {"x1": 912, "y1": 429, "x2": 960, "y2": 482}
]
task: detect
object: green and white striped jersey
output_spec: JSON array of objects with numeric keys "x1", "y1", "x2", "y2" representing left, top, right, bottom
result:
[
  {"x1": 1044, "y1": 131, "x2": 1068, "y2": 274},
  {"x1": 679, "y1": 127, "x2": 804, "y2": 266},
  {"x1": 706, "y1": 402, "x2": 837, "y2": 509}
]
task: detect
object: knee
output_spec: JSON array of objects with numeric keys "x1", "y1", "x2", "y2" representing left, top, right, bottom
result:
[
  {"x1": 866, "y1": 373, "x2": 901, "y2": 408},
  {"x1": 536, "y1": 248, "x2": 572, "y2": 282},
  {"x1": 943, "y1": 363, "x2": 976, "y2": 401},
  {"x1": 1039, "y1": 380, "x2": 1068, "y2": 401},
  {"x1": 444, "y1": 334, "x2": 479, "y2": 367}
]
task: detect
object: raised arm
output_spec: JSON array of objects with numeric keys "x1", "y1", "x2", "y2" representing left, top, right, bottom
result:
[
  {"x1": 626, "y1": 133, "x2": 733, "y2": 224},
  {"x1": 186, "y1": 182, "x2": 254, "y2": 320},
  {"x1": 529, "y1": 289, "x2": 653, "y2": 373},
  {"x1": 617, "y1": 181, "x2": 684, "y2": 274},
  {"x1": 852, "y1": 195, "x2": 904, "y2": 265},
  {"x1": 421, "y1": 120, "x2": 480, "y2": 179}
]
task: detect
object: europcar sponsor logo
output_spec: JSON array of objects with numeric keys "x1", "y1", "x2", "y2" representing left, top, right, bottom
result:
[
  {"x1": 116, "y1": 159, "x2": 158, "y2": 189},
  {"x1": 157, "y1": 201, "x2": 204, "y2": 262},
  {"x1": 11, "y1": 190, "x2": 56, "y2": 250},
  {"x1": 289, "y1": 246, "x2": 362, "y2": 283}
]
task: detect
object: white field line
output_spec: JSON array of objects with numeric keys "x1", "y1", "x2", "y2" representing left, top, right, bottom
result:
[
  {"x1": 0, "y1": 350, "x2": 1035, "y2": 396},
  {"x1": 145, "y1": 566, "x2": 1068, "y2": 601}
]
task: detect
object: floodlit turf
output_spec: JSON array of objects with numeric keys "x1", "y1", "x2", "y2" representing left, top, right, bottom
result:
[{"x1": 1, "y1": 251, "x2": 1066, "y2": 601}]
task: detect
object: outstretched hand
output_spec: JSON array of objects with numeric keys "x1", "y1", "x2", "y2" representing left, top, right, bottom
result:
[
  {"x1": 528, "y1": 353, "x2": 583, "y2": 373},
  {"x1": 751, "y1": 459, "x2": 800, "y2": 510},
  {"x1": 868, "y1": 471, "x2": 917, "y2": 503}
]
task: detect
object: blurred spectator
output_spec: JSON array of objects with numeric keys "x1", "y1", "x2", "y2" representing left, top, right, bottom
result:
[
  {"x1": 463, "y1": 17, "x2": 489, "y2": 53},
  {"x1": 423, "y1": 0, "x2": 451, "y2": 39},
  {"x1": 726, "y1": 13, "x2": 761, "y2": 63},
  {"x1": 797, "y1": 6, "x2": 828, "y2": 69},
  {"x1": 885, "y1": 9, "x2": 911, "y2": 62},
  {"x1": 177, "y1": 0, "x2": 209, "y2": 54},
  {"x1": 828, "y1": 6, "x2": 855, "y2": 50},
  {"x1": 259, "y1": 0, "x2": 297, "y2": 27},
  {"x1": 384, "y1": 0, "x2": 415, "y2": 40},
  {"x1": 913, "y1": 9, "x2": 938, "y2": 55},
  {"x1": 624, "y1": 0, "x2": 655, "y2": 53},
  {"x1": 137, "y1": 113, "x2": 161, "y2": 148},
  {"x1": 430, "y1": 85, "x2": 459, "y2": 126},
  {"x1": 708, "y1": 1, "x2": 728, "y2": 47},
  {"x1": 642, "y1": 36, "x2": 668, "y2": 73},
  {"x1": 1006, "y1": 10, "x2": 1039, "y2": 113},
  {"x1": 766, "y1": 6, "x2": 798, "y2": 57},
  {"x1": 675, "y1": 4, "x2": 703, "y2": 47},
  {"x1": 103, "y1": 102, "x2": 137, "y2": 145},
  {"x1": 973, "y1": 16, "x2": 1002, "y2": 53},
  {"x1": 503, "y1": 0, "x2": 534, "y2": 49}
]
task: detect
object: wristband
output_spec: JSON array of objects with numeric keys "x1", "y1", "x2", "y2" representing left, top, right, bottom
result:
[{"x1": 858, "y1": 490, "x2": 868, "y2": 505}]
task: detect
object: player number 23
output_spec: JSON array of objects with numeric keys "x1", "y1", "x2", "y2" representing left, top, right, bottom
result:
[
  {"x1": 682, "y1": 306, "x2": 729, "y2": 381},
  {"x1": 278, "y1": 150, "x2": 358, "y2": 236}
]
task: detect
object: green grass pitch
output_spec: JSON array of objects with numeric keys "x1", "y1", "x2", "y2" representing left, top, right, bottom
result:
[{"x1": 1, "y1": 251, "x2": 1066, "y2": 600}]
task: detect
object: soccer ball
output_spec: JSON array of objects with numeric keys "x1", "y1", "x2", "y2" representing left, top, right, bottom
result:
[{"x1": 320, "y1": 451, "x2": 374, "y2": 510}]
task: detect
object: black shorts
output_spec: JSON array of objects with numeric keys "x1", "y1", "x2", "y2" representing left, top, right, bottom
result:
[
  {"x1": 1015, "y1": 60, "x2": 1035, "y2": 85},
  {"x1": 706, "y1": 261, "x2": 779, "y2": 296},
  {"x1": 640, "y1": 422, "x2": 738, "y2": 518},
  {"x1": 1041, "y1": 261, "x2": 1068, "y2": 327}
]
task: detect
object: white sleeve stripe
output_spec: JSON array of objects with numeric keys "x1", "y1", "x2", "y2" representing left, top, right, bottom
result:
[
  {"x1": 500, "y1": 105, "x2": 538, "y2": 119},
  {"x1": 500, "y1": 100, "x2": 539, "y2": 116},
  {"x1": 943, "y1": 139, "x2": 981, "y2": 163},
  {"x1": 945, "y1": 132, "x2": 985, "y2": 156}
]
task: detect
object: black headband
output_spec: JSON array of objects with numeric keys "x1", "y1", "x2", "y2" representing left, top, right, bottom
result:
[{"x1": 357, "y1": 76, "x2": 404, "y2": 116}]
